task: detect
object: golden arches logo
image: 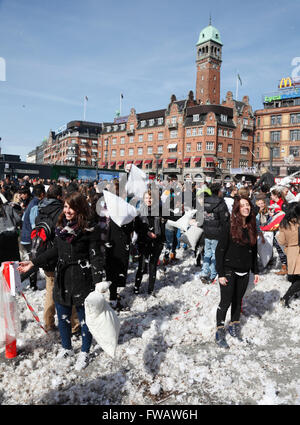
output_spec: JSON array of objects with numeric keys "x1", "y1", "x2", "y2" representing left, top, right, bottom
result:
[{"x1": 279, "y1": 77, "x2": 292, "y2": 88}]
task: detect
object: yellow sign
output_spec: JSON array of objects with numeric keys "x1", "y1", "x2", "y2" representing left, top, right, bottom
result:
[{"x1": 279, "y1": 77, "x2": 292, "y2": 88}]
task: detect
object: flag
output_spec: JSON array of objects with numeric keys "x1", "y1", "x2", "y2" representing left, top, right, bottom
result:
[
  {"x1": 120, "y1": 93, "x2": 123, "y2": 99},
  {"x1": 237, "y1": 74, "x2": 242, "y2": 86},
  {"x1": 85, "y1": 96, "x2": 88, "y2": 101}
]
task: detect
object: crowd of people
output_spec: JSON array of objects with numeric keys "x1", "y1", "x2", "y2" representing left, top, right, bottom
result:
[{"x1": 1, "y1": 166, "x2": 300, "y2": 368}]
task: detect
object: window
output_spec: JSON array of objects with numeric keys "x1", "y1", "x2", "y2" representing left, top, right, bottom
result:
[
  {"x1": 241, "y1": 132, "x2": 248, "y2": 140},
  {"x1": 113, "y1": 125, "x2": 118, "y2": 132},
  {"x1": 227, "y1": 159, "x2": 232, "y2": 169},
  {"x1": 107, "y1": 126, "x2": 111, "y2": 132},
  {"x1": 221, "y1": 114, "x2": 227, "y2": 122},
  {"x1": 158, "y1": 145, "x2": 163, "y2": 154},
  {"x1": 112, "y1": 138, "x2": 117, "y2": 145},
  {"x1": 128, "y1": 148, "x2": 134, "y2": 156},
  {"x1": 111, "y1": 149, "x2": 116, "y2": 157},
  {"x1": 92, "y1": 140, "x2": 98, "y2": 146},
  {"x1": 193, "y1": 114, "x2": 199, "y2": 122},
  {"x1": 218, "y1": 128, "x2": 222, "y2": 136},
  {"x1": 186, "y1": 143, "x2": 191, "y2": 152},
  {"x1": 170, "y1": 130, "x2": 178, "y2": 139},
  {"x1": 104, "y1": 139, "x2": 108, "y2": 146},
  {"x1": 207, "y1": 126, "x2": 215, "y2": 135},
  {"x1": 218, "y1": 143, "x2": 222, "y2": 152},
  {"x1": 149, "y1": 119, "x2": 155, "y2": 126},
  {"x1": 186, "y1": 128, "x2": 191, "y2": 137},
  {"x1": 148, "y1": 133, "x2": 153, "y2": 141},
  {"x1": 120, "y1": 137, "x2": 125, "y2": 144},
  {"x1": 256, "y1": 133, "x2": 260, "y2": 142},
  {"x1": 138, "y1": 148, "x2": 143, "y2": 155},
  {"x1": 158, "y1": 132, "x2": 163, "y2": 140},
  {"x1": 290, "y1": 146, "x2": 300, "y2": 157},
  {"x1": 228, "y1": 144, "x2": 232, "y2": 153},
  {"x1": 130, "y1": 123, "x2": 134, "y2": 131},
  {"x1": 120, "y1": 124, "x2": 125, "y2": 130},
  {"x1": 223, "y1": 129, "x2": 228, "y2": 137},
  {"x1": 120, "y1": 149, "x2": 125, "y2": 157},
  {"x1": 171, "y1": 116, "x2": 177, "y2": 124},
  {"x1": 81, "y1": 139, "x2": 87, "y2": 144},
  {"x1": 243, "y1": 118, "x2": 248, "y2": 125},
  {"x1": 256, "y1": 117, "x2": 261, "y2": 127},
  {"x1": 273, "y1": 147, "x2": 280, "y2": 158},
  {"x1": 192, "y1": 128, "x2": 197, "y2": 136},
  {"x1": 138, "y1": 134, "x2": 143, "y2": 142},
  {"x1": 290, "y1": 130, "x2": 300, "y2": 141},
  {"x1": 158, "y1": 117, "x2": 164, "y2": 125},
  {"x1": 129, "y1": 136, "x2": 134, "y2": 143},
  {"x1": 141, "y1": 120, "x2": 146, "y2": 128},
  {"x1": 197, "y1": 142, "x2": 202, "y2": 151},
  {"x1": 239, "y1": 159, "x2": 248, "y2": 167},
  {"x1": 198, "y1": 127, "x2": 203, "y2": 136},
  {"x1": 104, "y1": 151, "x2": 108, "y2": 157},
  {"x1": 240, "y1": 146, "x2": 248, "y2": 155},
  {"x1": 290, "y1": 113, "x2": 300, "y2": 124},
  {"x1": 147, "y1": 146, "x2": 153, "y2": 154},
  {"x1": 270, "y1": 131, "x2": 281, "y2": 142},
  {"x1": 229, "y1": 130, "x2": 233, "y2": 138},
  {"x1": 271, "y1": 115, "x2": 282, "y2": 125},
  {"x1": 206, "y1": 142, "x2": 214, "y2": 151}
]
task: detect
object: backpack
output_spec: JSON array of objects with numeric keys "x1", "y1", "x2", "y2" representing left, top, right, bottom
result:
[{"x1": 30, "y1": 216, "x2": 56, "y2": 270}]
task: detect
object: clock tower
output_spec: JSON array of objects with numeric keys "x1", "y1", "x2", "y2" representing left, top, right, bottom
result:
[{"x1": 195, "y1": 22, "x2": 223, "y2": 105}]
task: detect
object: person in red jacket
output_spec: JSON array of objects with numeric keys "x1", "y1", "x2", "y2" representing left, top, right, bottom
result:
[{"x1": 270, "y1": 188, "x2": 288, "y2": 275}]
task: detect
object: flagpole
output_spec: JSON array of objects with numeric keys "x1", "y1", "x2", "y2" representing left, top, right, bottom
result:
[
  {"x1": 236, "y1": 75, "x2": 239, "y2": 101},
  {"x1": 83, "y1": 96, "x2": 86, "y2": 121},
  {"x1": 120, "y1": 93, "x2": 122, "y2": 116}
]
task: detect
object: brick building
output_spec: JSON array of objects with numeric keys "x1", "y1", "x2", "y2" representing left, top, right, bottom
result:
[
  {"x1": 43, "y1": 121, "x2": 102, "y2": 167},
  {"x1": 254, "y1": 77, "x2": 300, "y2": 177},
  {"x1": 42, "y1": 22, "x2": 255, "y2": 180}
]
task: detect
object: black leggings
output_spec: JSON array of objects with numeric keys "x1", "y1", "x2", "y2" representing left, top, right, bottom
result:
[
  {"x1": 216, "y1": 269, "x2": 249, "y2": 327},
  {"x1": 283, "y1": 275, "x2": 300, "y2": 304},
  {"x1": 135, "y1": 243, "x2": 163, "y2": 292}
]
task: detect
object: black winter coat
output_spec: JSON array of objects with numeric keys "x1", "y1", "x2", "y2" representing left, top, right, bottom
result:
[
  {"x1": 134, "y1": 203, "x2": 166, "y2": 255},
  {"x1": 105, "y1": 219, "x2": 134, "y2": 287},
  {"x1": 32, "y1": 225, "x2": 105, "y2": 306},
  {"x1": 203, "y1": 195, "x2": 229, "y2": 240}
]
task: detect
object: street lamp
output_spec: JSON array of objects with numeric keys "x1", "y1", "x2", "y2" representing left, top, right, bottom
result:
[
  {"x1": 153, "y1": 152, "x2": 162, "y2": 180},
  {"x1": 265, "y1": 141, "x2": 279, "y2": 174}
]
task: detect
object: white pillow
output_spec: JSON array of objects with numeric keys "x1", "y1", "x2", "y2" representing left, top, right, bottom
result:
[
  {"x1": 84, "y1": 287, "x2": 120, "y2": 358},
  {"x1": 103, "y1": 190, "x2": 137, "y2": 227},
  {"x1": 125, "y1": 164, "x2": 147, "y2": 199},
  {"x1": 180, "y1": 226, "x2": 203, "y2": 250},
  {"x1": 166, "y1": 209, "x2": 197, "y2": 232}
]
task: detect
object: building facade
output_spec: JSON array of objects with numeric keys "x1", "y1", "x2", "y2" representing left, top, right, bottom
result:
[
  {"x1": 254, "y1": 77, "x2": 300, "y2": 176},
  {"x1": 41, "y1": 22, "x2": 255, "y2": 180}
]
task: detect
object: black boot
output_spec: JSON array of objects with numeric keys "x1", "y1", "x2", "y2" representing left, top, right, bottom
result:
[
  {"x1": 228, "y1": 322, "x2": 243, "y2": 341},
  {"x1": 215, "y1": 326, "x2": 230, "y2": 349}
]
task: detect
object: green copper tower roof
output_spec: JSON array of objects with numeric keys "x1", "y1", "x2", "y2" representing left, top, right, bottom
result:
[{"x1": 197, "y1": 24, "x2": 223, "y2": 46}]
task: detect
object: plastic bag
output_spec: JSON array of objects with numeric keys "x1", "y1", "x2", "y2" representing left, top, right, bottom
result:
[
  {"x1": 84, "y1": 282, "x2": 120, "y2": 358},
  {"x1": 0, "y1": 272, "x2": 21, "y2": 348}
]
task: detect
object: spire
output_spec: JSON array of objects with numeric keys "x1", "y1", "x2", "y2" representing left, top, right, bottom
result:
[{"x1": 209, "y1": 13, "x2": 212, "y2": 26}]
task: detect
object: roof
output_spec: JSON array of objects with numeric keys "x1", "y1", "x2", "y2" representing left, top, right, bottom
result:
[
  {"x1": 137, "y1": 109, "x2": 166, "y2": 120},
  {"x1": 197, "y1": 24, "x2": 223, "y2": 46}
]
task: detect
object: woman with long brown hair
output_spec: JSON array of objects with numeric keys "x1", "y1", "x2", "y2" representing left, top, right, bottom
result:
[
  {"x1": 18, "y1": 192, "x2": 106, "y2": 370},
  {"x1": 215, "y1": 196, "x2": 259, "y2": 348}
]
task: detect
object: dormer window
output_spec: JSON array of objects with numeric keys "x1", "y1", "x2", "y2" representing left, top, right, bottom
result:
[
  {"x1": 193, "y1": 114, "x2": 199, "y2": 122},
  {"x1": 149, "y1": 119, "x2": 155, "y2": 126},
  {"x1": 141, "y1": 120, "x2": 146, "y2": 127},
  {"x1": 158, "y1": 117, "x2": 163, "y2": 125},
  {"x1": 221, "y1": 114, "x2": 227, "y2": 122},
  {"x1": 107, "y1": 126, "x2": 111, "y2": 132}
]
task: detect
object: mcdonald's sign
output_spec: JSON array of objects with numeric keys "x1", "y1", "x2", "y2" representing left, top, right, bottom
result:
[{"x1": 279, "y1": 77, "x2": 293, "y2": 89}]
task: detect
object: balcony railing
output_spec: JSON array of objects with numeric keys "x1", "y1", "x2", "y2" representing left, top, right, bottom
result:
[{"x1": 168, "y1": 122, "x2": 178, "y2": 130}]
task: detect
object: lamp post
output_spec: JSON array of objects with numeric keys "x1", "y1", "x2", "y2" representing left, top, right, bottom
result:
[
  {"x1": 265, "y1": 141, "x2": 279, "y2": 174},
  {"x1": 153, "y1": 152, "x2": 162, "y2": 180}
]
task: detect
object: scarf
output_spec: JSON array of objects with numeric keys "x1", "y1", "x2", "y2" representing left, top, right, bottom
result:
[{"x1": 56, "y1": 219, "x2": 81, "y2": 243}]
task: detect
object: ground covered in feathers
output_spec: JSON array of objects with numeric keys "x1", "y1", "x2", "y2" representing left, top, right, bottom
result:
[{"x1": 1, "y1": 248, "x2": 300, "y2": 405}]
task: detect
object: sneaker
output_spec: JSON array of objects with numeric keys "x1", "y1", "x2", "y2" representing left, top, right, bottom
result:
[
  {"x1": 200, "y1": 276, "x2": 210, "y2": 284},
  {"x1": 56, "y1": 348, "x2": 74, "y2": 359},
  {"x1": 215, "y1": 327, "x2": 230, "y2": 349},
  {"x1": 74, "y1": 352, "x2": 89, "y2": 371}
]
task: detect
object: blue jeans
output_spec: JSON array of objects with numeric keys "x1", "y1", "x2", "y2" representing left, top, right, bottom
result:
[
  {"x1": 55, "y1": 303, "x2": 93, "y2": 353},
  {"x1": 165, "y1": 228, "x2": 178, "y2": 256},
  {"x1": 200, "y1": 238, "x2": 218, "y2": 280}
]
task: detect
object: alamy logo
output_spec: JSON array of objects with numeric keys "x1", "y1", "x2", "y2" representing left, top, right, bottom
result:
[{"x1": 0, "y1": 57, "x2": 6, "y2": 81}]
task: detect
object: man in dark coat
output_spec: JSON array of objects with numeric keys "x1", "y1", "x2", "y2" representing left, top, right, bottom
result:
[
  {"x1": 199, "y1": 182, "x2": 230, "y2": 284},
  {"x1": 253, "y1": 168, "x2": 275, "y2": 191}
]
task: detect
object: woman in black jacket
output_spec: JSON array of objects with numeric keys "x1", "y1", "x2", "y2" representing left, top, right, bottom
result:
[
  {"x1": 18, "y1": 192, "x2": 106, "y2": 371},
  {"x1": 0, "y1": 197, "x2": 22, "y2": 264},
  {"x1": 134, "y1": 190, "x2": 165, "y2": 295},
  {"x1": 215, "y1": 195, "x2": 259, "y2": 349}
]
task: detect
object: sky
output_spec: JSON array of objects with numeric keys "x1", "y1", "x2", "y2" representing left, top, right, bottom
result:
[{"x1": 0, "y1": 0, "x2": 299, "y2": 161}]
